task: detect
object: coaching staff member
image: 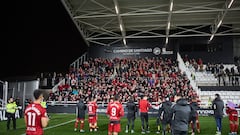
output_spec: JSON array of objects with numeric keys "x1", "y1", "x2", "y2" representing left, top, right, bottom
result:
[
  {"x1": 171, "y1": 93, "x2": 191, "y2": 135},
  {"x1": 212, "y1": 94, "x2": 224, "y2": 135}
]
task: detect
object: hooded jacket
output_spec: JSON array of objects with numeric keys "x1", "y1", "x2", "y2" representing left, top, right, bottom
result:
[
  {"x1": 212, "y1": 97, "x2": 224, "y2": 118},
  {"x1": 159, "y1": 100, "x2": 172, "y2": 123},
  {"x1": 171, "y1": 98, "x2": 191, "y2": 132}
]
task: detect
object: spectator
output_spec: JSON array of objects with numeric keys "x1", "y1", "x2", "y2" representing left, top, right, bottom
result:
[{"x1": 230, "y1": 67, "x2": 235, "y2": 86}]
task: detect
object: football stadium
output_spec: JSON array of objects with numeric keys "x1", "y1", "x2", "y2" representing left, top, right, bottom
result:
[{"x1": 2, "y1": 0, "x2": 240, "y2": 135}]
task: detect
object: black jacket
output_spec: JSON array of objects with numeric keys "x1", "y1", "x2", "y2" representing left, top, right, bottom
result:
[
  {"x1": 190, "y1": 101, "x2": 199, "y2": 118},
  {"x1": 76, "y1": 100, "x2": 87, "y2": 118},
  {"x1": 212, "y1": 97, "x2": 224, "y2": 118},
  {"x1": 171, "y1": 98, "x2": 191, "y2": 132},
  {"x1": 159, "y1": 101, "x2": 172, "y2": 123},
  {"x1": 126, "y1": 101, "x2": 136, "y2": 118}
]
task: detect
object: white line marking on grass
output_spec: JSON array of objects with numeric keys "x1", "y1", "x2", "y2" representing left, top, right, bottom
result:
[
  {"x1": 44, "y1": 119, "x2": 75, "y2": 130},
  {"x1": 21, "y1": 119, "x2": 75, "y2": 135}
]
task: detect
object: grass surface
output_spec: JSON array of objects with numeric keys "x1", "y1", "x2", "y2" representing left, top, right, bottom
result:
[{"x1": 0, "y1": 114, "x2": 239, "y2": 135}]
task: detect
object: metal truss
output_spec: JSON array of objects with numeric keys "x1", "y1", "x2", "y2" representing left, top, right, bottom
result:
[
  {"x1": 113, "y1": 0, "x2": 126, "y2": 46},
  {"x1": 209, "y1": 0, "x2": 237, "y2": 42},
  {"x1": 62, "y1": 0, "x2": 240, "y2": 46},
  {"x1": 165, "y1": 0, "x2": 174, "y2": 46},
  {"x1": 61, "y1": 0, "x2": 90, "y2": 46}
]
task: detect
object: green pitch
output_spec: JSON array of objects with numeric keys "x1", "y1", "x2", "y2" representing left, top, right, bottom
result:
[{"x1": 0, "y1": 114, "x2": 239, "y2": 135}]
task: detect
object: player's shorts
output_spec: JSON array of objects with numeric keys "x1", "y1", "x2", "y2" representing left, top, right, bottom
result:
[
  {"x1": 108, "y1": 121, "x2": 121, "y2": 133},
  {"x1": 229, "y1": 114, "x2": 238, "y2": 121},
  {"x1": 88, "y1": 115, "x2": 97, "y2": 123}
]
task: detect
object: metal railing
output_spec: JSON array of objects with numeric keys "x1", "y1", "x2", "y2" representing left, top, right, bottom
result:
[{"x1": 70, "y1": 52, "x2": 88, "y2": 70}]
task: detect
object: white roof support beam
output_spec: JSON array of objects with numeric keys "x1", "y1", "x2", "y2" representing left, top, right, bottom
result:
[
  {"x1": 209, "y1": 0, "x2": 235, "y2": 42},
  {"x1": 86, "y1": 32, "x2": 240, "y2": 40},
  {"x1": 123, "y1": 5, "x2": 169, "y2": 15},
  {"x1": 127, "y1": 26, "x2": 165, "y2": 37},
  {"x1": 176, "y1": 1, "x2": 224, "y2": 12},
  {"x1": 88, "y1": 40, "x2": 108, "y2": 46},
  {"x1": 165, "y1": 0, "x2": 174, "y2": 45},
  {"x1": 173, "y1": 25, "x2": 210, "y2": 35},
  {"x1": 77, "y1": 20, "x2": 121, "y2": 37},
  {"x1": 74, "y1": 8, "x2": 240, "y2": 19},
  {"x1": 90, "y1": 0, "x2": 114, "y2": 13},
  {"x1": 113, "y1": 0, "x2": 127, "y2": 46}
]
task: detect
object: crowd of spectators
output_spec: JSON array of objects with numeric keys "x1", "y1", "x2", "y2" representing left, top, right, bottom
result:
[
  {"x1": 38, "y1": 72, "x2": 65, "y2": 88},
  {"x1": 183, "y1": 54, "x2": 240, "y2": 86},
  {"x1": 48, "y1": 57, "x2": 198, "y2": 103},
  {"x1": 206, "y1": 63, "x2": 240, "y2": 86}
]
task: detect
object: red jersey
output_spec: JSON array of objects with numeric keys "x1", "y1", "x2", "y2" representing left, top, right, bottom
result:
[
  {"x1": 88, "y1": 101, "x2": 98, "y2": 115},
  {"x1": 226, "y1": 107, "x2": 238, "y2": 121},
  {"x1": 106, "y1": 101, "x2": 124, "y2": 121},
  {"x1": 139, "y1": 99, "x2": 151, "y2": 113},
  {"x1": 25, "y1": 103, "x2": 47, "y2": 135}
]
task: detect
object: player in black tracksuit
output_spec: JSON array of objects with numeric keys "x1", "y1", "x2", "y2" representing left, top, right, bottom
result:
[
  {"x1": 74, "y1": 99, "x2": 87, "y2": 132},
  {"x1": 125, "y1": 97, "x2": 137, "y2": 133},
  {"x1": 159, "y1": 98, "x2": 172, "y2": 135},
  {"x1": 189, "y1": 97, "x2": 200, "y2": 135}
]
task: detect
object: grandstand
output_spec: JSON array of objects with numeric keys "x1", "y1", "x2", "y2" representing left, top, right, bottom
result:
[{"x1": 2, "y1": 0, "x2": 240, "y2": 135}]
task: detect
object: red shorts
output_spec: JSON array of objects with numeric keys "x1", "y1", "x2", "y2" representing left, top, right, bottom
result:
[
  {"x1": 88, "y1": 116, "x2": 97, "y2": 123},
  {"x1": 108, "y1": 123, "x2": 121, "y2": 133},
  {"x1": 229, "y1": 115, "x2": 238, "y2": 121}
]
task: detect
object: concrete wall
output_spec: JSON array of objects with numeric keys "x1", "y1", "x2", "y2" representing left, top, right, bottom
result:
[{"x1": 233, "y1": 36, "x2": 240, "y2": 57}]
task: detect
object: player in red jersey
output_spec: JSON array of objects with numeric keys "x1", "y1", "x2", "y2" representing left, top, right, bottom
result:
[
  {"x1": 24, "y1": 89, "x2": 49, "y2": 135},
  {"x1": 139, "y1": 95, "x2": 151, "y2": 134},
  {"x1": 106, "y1": 95, "x2": 124, "y2": 135},
  {"x1": 88, "y1": 97, "x2": 98, "y2": 132},
  {"x1": 226, "y1": 101, "x2": 239, "y2": 135}
]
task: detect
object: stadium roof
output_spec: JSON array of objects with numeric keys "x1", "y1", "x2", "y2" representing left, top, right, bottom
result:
[{"x1": 61, "y1": 0, "x2": 240, "y2": 46}]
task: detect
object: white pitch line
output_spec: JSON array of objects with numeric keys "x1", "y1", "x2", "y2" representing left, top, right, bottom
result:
[
  {"x1": 21, "y1": 119, "x2": 75, "y2": 135},
  {"x1": 44, "y1": 119, "x2": 75, "y2": 130}
]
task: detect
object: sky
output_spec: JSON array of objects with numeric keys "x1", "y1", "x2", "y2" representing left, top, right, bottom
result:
[{"x1": 2, "y1": 0, "x2": 87, "y2": 79}]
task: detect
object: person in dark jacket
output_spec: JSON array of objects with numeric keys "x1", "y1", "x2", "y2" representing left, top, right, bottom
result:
[
  {"x1": 189, "y1": 97, "x2": 200, "y2": 135},
  {"x1": 74, "y1": 99, "x2": 87, "y2": 132},
  {"x1": 159, "y1": 97, "x2": 172, "y2": 135},
  {"x1": 171, "y1": 93, "x2": 191, "y2": 135},
  {"x1": 125, "y1": 97, "x2": 137, "y2": 133},
  {"x1": 212, "y1": 94, "x2": 224, "y2": 135}
]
